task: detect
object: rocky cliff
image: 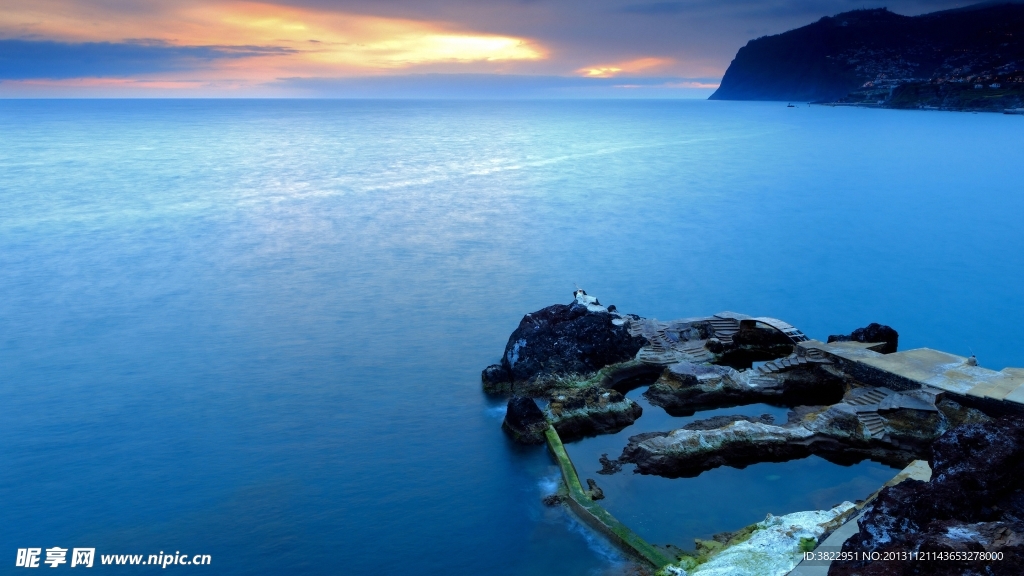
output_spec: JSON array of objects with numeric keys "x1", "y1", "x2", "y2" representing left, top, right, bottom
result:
[{"x1": 711, "y1": 2, "x2": 1024, "y2": 111}]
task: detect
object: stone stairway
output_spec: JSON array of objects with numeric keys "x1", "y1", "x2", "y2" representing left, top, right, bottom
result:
[
  {"x1": 636, "y1": 343, "x2": 680, "y2": 365},
  {"x1": 804, "y1": 348, "x2": 828, "y2": 361},
  {"x1": 629, "y1": 317, "x2": 715, "y2": 365},
  {"x1": 847, "y1": 388, "x2": 891, "y2": 406},
  {"x1": 846, "y1": 388, "x2": 895, "y2": 440},
  {"x1": 858, "y1": 412, "x2": 887, "y2": 439},
  {"x1": 679, "y1": 341, "x2": 714, "y2": 363},
  {"x1": 757, "y1": 353, "x2": 811, "y2": 375},
  {"x1": 709, "y1": 316, "x2": 740, "y2": 344},
  {"x1": 780, "y1": 327, "x2": 810, "y2": 342},
  {"x1": 747, "y1": 375, "x2": 778, "y2": 389}
]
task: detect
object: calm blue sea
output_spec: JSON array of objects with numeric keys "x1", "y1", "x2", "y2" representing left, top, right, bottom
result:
[{"x1": 2, "y1": 100, "x2": 1023, "y2": 575}]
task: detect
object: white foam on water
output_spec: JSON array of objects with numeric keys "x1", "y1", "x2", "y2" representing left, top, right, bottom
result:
[
  {"x1": 565, "y1": 515, "x2": 626, "y2": 568},
  {"x1": 486, "y1": 405, "x2": 508, "y2": 419},
  {"x1": 538, "y1": 472, "x2": 561, "y2": 495}
]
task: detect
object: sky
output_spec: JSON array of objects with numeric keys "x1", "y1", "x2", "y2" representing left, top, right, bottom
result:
[{"x1": 0, "y1": 0, "x2": 978, "y2": 97}]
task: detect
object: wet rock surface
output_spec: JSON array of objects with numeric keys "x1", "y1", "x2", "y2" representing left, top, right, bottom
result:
[
  {"x1": 731, "y1": 324, "x2": 795, "y2": 350},
  {"x1": 830, "y1": 417, "x2": 1024, "y2": 576},
  {"x1": 643, "y1": 361, "x2": 844, "y2": 416},
  {"x1": 546, "y1": 386, "x2": 643, "y2": 441},
  {"x1": 481, "y1": 292, "x2": 645, "y2": 395},
  {"x1": 501, "y1": 396, "x2": 549, "y2": 444},
  {"x1": 613, "y1": 392, "x2": 990, "y2": 478},
  {"x1": 682, "y1": 413, "x2": 775, "y2": 430},
  {"x1": 828, "y1": 322, "x2": 899, "y2": 354}
]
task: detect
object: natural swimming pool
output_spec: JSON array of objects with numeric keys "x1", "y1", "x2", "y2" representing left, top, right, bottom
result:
[{"x1": 564, "y1": 388, "x2": 898, "y2": 551}]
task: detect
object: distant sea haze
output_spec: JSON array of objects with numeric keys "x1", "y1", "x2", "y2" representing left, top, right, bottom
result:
[{"x1": 1, "y1": 99, "x2": 1023, "y2": 575}]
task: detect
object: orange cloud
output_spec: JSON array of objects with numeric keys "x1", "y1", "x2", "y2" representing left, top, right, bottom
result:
[
  {"x1": 577, "y1": 57, "x2": 673, "y2": 78},
  {"x1": 0, "y1": 0, "x2": 546, "y2": 81}
]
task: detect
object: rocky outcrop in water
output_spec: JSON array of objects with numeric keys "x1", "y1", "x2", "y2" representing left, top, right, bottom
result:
[
  {"x1": 617, "y1": 392, "x2": 989, "y2": 478},
  {"x1": 828, "y1": 323, "x2": 899, "y2": 354},
  {"x1": 547, "y1": 386, "x2": 642, "y2": 441},
  {"x1": 830, "y1": 416, "x2": 1024, "y2": 575},
  {"x1": 501, "y1": 396, "x2": 549, "y2": 444},
  {"x1": 481, "y1": 291, "x2": 645, "y2": 395},
  {"x1": 643, "y1": 361, "x2": 845, "y2": 416},
  {"x1": 501, "y1": 386, "x2": 644, "y2": 444}
]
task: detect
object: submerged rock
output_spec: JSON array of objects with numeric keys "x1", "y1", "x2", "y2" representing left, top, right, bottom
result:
[
  {"x1": 827, "y1": 323, "x2": 899, "y2": 354},
  {"x1": 501, "y1": 396, "x2": 549, "y2": 444},
  {"x1": 481, "y1": 291, "x2": 646, "y2": 394},
  {"x1": 830, "y1": 417, "x2": 1024, "y2": 576}
]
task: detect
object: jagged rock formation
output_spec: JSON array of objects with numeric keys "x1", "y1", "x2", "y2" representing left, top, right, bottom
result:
[
  {"x1": 500, "y1": 386, "x2": 644, "y2": 444},
  {"x1": 546, "y1": 386, "x2": 643, "y2": 441},
  {"x1": 616, "y1": 392, "x2": 989, "y2": 478},
  {"x1": 481, "y1": 290, "x2": 645, "y2": 394},
  {"x1": 710, "y1": 3, "x2": 1024, "y2": 111},
  {"x1": 830, "y1": 416, "x2": 1024, "y2": 576},
  {"x1": 643, "y1": 359, "x2": 844, "y2": 416},
  {"x1": 828, "y1": 323, "x2": 899, "y2": 354},
  {"x1": 501, "y1": 396, "x2": 549, "y2": 444}
]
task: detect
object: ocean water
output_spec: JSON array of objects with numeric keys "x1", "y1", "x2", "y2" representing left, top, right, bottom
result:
[{"x1": 1, "y1": 100, "x2": 1023, "y2": 575}]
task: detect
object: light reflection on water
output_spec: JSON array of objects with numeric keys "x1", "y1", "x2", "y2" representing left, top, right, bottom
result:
[{"x1": 1, "y1": 99, "x2": 1022, "y2": 575}]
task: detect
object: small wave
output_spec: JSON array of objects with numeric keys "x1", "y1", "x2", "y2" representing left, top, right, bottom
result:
[
  {"x1": 565, "y1": 515, "x2": 625, "y2": 566},
  {"x1": 485, "y1": 405, "x2": 507, "y2": 419},
  {"x1": 538, "y1": 472, "x2": 561, "y2": 495}
]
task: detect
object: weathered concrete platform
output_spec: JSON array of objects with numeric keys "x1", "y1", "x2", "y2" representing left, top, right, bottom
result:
[
  {"x1": 787, "y1": 460, "x2": 932, "y2": 576},
  {"x1": 799, "y1": 340, "x2": 1024, "y2": 408}
]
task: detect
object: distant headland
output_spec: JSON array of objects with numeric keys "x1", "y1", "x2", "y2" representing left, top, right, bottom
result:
[{"x1": 710, "y1": 1, "x2": 1024, "y2": 112}]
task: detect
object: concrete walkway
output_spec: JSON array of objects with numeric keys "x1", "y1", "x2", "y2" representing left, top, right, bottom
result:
[
  {"x1": 544, "y1": 426, "x2": 673, "y2": 569},
  {"x1": 798, "y1": 340, "x2": 1024, "y2": 406},
  {"x1": 788, "y1": 460, "x2": 932, "y2": 576}
]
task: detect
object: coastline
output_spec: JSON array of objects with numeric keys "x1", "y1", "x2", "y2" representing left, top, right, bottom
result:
[{"x1": 807, "y1": 101, "x2": 1024, "y2": 115}]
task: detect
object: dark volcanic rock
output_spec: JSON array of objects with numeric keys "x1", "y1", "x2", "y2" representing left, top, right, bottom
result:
[
  {"x1": 731, "y1": 324, "x2": 794, "y2": 349},
  {"x1": 481, "y1": 363, "x2": 512, "y2": 392},
  {"x1": 617, "y1": 399, "x2": 963, "y2": 478},
  {"x1": 828, "y1": 323, "x2": 899, "y2": 354},
  {"x1": 643, "y1": 361, "x2": 844, "y2": 416},
  {"x1": 597, "y1": 453, "x2": 622, "y2": 475},
  {"x1": 547, "y1": 386, "x2": 642, "y2": 441},
  {"x1": 501, "y1": 396, "x2": 549, "y2": 444},
  {"x1": 683, "y1": 413, "x2": 775, "y2": 430},
  {"x1": 829, "y1": 417, "x2": 1024, "y2": 576},
  {"x1": 483, "y1": 296, "x2": 645, "y2": 394}
]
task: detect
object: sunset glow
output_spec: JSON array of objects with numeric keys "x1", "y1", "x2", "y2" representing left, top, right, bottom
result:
[
  {"x1": 0, "y1": 0, "x2": 545, "y2": 82},
  {"x1": 577, "y1": 57, "x2": 674, "y2": 78},
  {"x1": 0, "y1": 0, "x2": 736, "y2": 96}
]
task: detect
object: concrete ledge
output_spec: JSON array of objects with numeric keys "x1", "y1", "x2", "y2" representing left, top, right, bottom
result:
[
  {"x1": 787, "y1": 460, "x2": 932, "y2": 575},
  {"x1": 545, "y1": 426, "x2": 673, "y2": 569}
]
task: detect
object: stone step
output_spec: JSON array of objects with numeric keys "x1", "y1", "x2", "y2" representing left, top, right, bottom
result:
[{"x1": 858, "y1": 412, "x2": 886, "y2": 436}]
